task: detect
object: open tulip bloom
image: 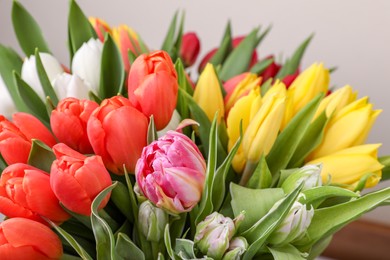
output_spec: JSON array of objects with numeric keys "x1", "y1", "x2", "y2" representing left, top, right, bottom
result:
[{"x1": 0, "y1": 1, "x2": 390, "y2": 260}]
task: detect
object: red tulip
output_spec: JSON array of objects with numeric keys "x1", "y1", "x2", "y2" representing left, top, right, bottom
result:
[
  {"x1": 282, "y1": 69, "x2": 300, "y2": 88},
  {"x1": 127, "y1": 50, "x2": 178, "y2": 130},
  {"x1": 198, "y1": 36, "x2": 258, "y2": 73},
  {"x1": 259, "y1": 55, "x2": 281, "y2": 82},
  {"x1": 51, "y1": 98, "x2": 99, "y2": 154},
  {"x1": 0, "y1": 164, "x2": 69, "y2": 224},
  {"x1": 87, "y1": 96, "x2": 148, "y2": 174},
  {"x1": 0, "y1": 217, "x2": 63, "y2": 260},
  {"x1": 180, "y1": 32, "x2": 201, "y2": 67},
  {"x1": 0, "y1": 113, "x2": 57, "y2": 165},
  {"x1": 50, "y1": 143, "x2": 112, "y2": 216}
]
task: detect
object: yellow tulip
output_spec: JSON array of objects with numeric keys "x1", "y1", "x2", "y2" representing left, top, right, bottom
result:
[
  {"x1": 283, "y1": 63, "x2": 330, "y2": 125},
  {"x1": 193, "y1": 63, "x2": 225, "y2": 123},
  {"x1": 308, "y1": 97, "x2": 381, "y2": 159},
  {"x1": 226, "y1": 88, "x2": 261, "y2": 172},
  {"x1": 306, "y1": 144, "x2": 383, "y2": 188}
]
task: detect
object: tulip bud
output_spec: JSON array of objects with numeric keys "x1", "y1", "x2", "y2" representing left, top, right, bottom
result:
[
  {"x1": 51, "y1": 98, "x2": 99, "y2": 154},
  {"x1": 21, "y1": 52, "x2": 64, "y2": 100},
  {"x1": 281, "y1": 164, "x2": 322, "y2": 194},
  {"x1": 222, "y1": 237, "x2": 248, "y2": 260},
  {"x1": 50, "y1": 143, "x2": 112, "y2": 215},
  {"x1": 0, "y1": 75, "x2": 17, "y2": 118},
  {"x1": 138, "y1": 200, "x2": 168, "y2": 242},
  {"x1": 306, "y1": 144, "x2": 383, "y2": 188},
  {"x1": 136, "y1": 131, "x2": 206, "y2": 214},
  {"x1": 194, "y1": 212, "x2": 236, "y2": 260},
  {"x1": 87, "y1": 96, "x2": 148, "y2": 174},
  {"x1": 268, "y1": 201, "x2": 314, "y2": 246},
  {"x1": 259, "y1": 55, "x2": 281, "y2": 82},
  {"x1": 89, "y1": 17, "x2": 112, "y2": 42},
  {"x1": 194, "y1": 63, "x2": 225, "y2": 123},
  {"x1": 71, "y1": 38, "x2": 103, "y2": 94},
  {"x1": 128, "y1": 50, "x2": 178, "y2": 130},
  {"x1": 180, "y1": 32, "x2": 201, "y2": 67},
  {"x1": 52, "y1": 72, "x2": 91, "y2": 100},
  {"x1": 0, "y1": 218, "x2": 63, "y2": 259}
]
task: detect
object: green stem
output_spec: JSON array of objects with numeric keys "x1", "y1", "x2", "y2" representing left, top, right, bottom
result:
[{"x1": 239, "y1": 161, "x2": 257, "y2": 186}]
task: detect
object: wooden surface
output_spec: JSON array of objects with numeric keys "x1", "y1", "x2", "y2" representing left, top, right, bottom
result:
[{"x1": 322, "y1": 219, "x2": 390, "y2": 260}]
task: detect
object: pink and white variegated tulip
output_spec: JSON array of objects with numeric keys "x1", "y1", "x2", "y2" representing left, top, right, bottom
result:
[{"x1": 135, "y1": 130, "x2": 206, "y2": 214}]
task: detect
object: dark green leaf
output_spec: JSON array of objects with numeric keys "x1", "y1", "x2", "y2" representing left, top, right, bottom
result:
[
  {"x1": 12, "y1": 1, "x2": 50, "y2": 56},
  {"x1": 268, "y1": 244, "x2": 306, "y2": 260},
  {"x1": 250, "y1": 58, "x2": 274, "y2": 75},
  {"x1": 260, "y1": 78, "x2": 273, "y2": 96},
  {"x1": 34, "y1": 49, "x2": 59, "y2": 105},
  {"x1": 27, "y1": 140, "x2": 56, "y2": 172},
  {"x1": 208, "y1": 21, "x2": 233, "y2": 68},
  {"x1": 164, "y1": 224, "x2": 178, "y2": 260},
  {"x1": 161, "y1": 11, "x2": 178, "y2": 53},
  {"x1": 116, "y1": 233, "x2": 145, "y2": 260},
  {"x1": 175, "y1": 239, "x2": 196, "y2": 259},
  {"x1": 110, "y1": 182, "x2": 134, "y2": 222},
  {"x1": 147, "y1": 115, "x2": 158, "y2": 145},
  {"x1": 379, "y1": 156, "x2": 390, "y2": 181}
]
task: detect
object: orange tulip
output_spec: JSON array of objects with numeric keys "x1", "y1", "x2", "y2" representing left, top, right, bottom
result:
[
  {"x1": 0, "y1": 217, "x2": 63, "y2": 260},
  {"x1": 0, "y1": 113, "x2": 56, "y2": 165},
  {"x1": 87, "y1": 96, "x2": 148, "y2": 174},
  {"x1": 0, "y1": 164, "x2": 69, "y2": 224},
  {"x1": 127, "y1": 50, "x2": 178, "y2": 130},
  {"x1": 51, "y1": 98, "x2": 99, "y2": 154},
  {"x1": 50, "y1": 143, "x2": 112, "y2": 215}
]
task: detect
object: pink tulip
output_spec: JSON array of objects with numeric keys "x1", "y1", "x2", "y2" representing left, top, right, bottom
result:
[
  {"x1": 127, "y1": 50, "x2": 179, "y2": 130},
  {"x1": 50, "y1": 143, "x2": 112, "y2": 216},
  {"x1": 0, "y1": 218, "x2": 63, "y2": 260},
  {"x1": 87, "y1": 96, "x2": 148, "y2": 174},
  {"x1": 0, "y1": 164, "x2": 69, "y2": 224},
  {"x1": 0, "y1": 113, "x2": 57, "y2": 165},
  {"x1": 180, "y1": 32, "x2": 201, "y2": 67},
  {"x1": 136, "y1": 130, "x2": 206, "y2": 214},
  {"x1": 51, "y1": 98, "x2": 99, "y2": 154}
]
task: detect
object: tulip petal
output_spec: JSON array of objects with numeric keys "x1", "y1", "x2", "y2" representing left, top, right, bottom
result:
[{"x1": 0, "y1": 137, "x2": 31, "y2": 165}]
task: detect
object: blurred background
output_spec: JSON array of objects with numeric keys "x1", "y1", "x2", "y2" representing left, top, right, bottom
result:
[{"x1": 1, "y1": 0, "x2": 390, "y2": 224}]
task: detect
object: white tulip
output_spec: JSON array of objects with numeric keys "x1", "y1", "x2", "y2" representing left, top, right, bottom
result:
[
  {"x1": 21, "y1": 52, "x2": 64, "y2": 101},
  {"x1": 52, "y1": 73, "x2": 91, "y2": 100},
  {"x1": 71, "y1": 38, "x2": 103, "y2": 94},
  {"x1": 0, "y1": 75, "x2": 17, "y2": 118}
]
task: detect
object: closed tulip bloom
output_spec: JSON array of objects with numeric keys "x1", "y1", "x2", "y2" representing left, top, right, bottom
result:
[
  {"x1": 0, "y1": 218, "x2": 63, "y2": 260},
  {"x1": 194, "y1": 63, "x2": 225, "y2": 123},
  {"x1": 51, "y1": 98, "x2": 99, "y2": 154},
  {"x1": 127, "y1": 50, "x2": 178, "y2": 130},
  {"x1": 50, "y1": 143, "x2": 112, "y2": 215},
  {"x1": 136, "y1": 131, "x2": 206, "y2": 214},
  {"x1": 259, "y1": 55, "x2": 281, "y2": 82},
  {"x1": 89, "y1": 17, "x2": 112, "y2": 42},
  {"x1": 0, "y1": 163, "x2": 69, "y2": 224},
  {"x1": 113, "y1": 25, "x2": 143, "y2": 71},
  {"x1": 21, "y1": 52, "x2": 64, "y2": 101},
  {"x1": 0, "y1": 76, "x2": 17, "y2": 119},
  {"x1": 0, "y1": 113, "x2": 56, "y2": 165},
  {"x1": 87, "y1": 96, "x2": 148, "y2": 174},
  {"x1": 180, "y1": 32, "x2": 201, "y2": 67},
  {"x1": 306, "y1": 144, "x2": 383, "y2": 188},
  {"x1": 52, "y1": 73, "x2": 92, "y2": 100},
  {"x1": 71, "y1": 38, "x2": 103, "y2": 94},
  {"x1": 309, "y1": 97, "x2": 381, "y2": 159}
]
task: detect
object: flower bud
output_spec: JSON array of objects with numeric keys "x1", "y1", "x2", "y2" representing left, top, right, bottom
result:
[
  {"x1": 21, "y1": 52, "x2": 64, "y2": 100},
  {"x1": 222, "y1": 237, "x2": 248, "y2": 260},
  {"x1": 268, "y1": 201, "x2": 314, "y2": 245},
  {"x1": 52, "y1": 72, "x2": 91, "y2": 100},
  {"x1": 180, "y1": 32, "x2": 200, "y2": 67},
  {"x1": 71, "y1": 38, "x2": 103, "y2": 94},
  {"x1": 138, "y1": 200, "x2": 168, "y2": 242},
  {"x1": 194, "y1": 212, "x2": 236, "y2": 260},
  {"x1": 281, "y1": 164, "x2": 322, "y2": 194}
]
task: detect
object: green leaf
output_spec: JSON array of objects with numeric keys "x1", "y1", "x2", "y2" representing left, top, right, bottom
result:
[
  {"x1": 306, "y1": 235, "x2": 332, "y2": 260},
  {"x1": 147, "y1": 115, "x2": 158, "y2": 145},
  {"x1": 13, "y1": 72, "x2": 50, "y2": 125},
  {"x1": 172, "y1": 12, "x2": 185, "y2": 61},
  {"x1": 46, "y1": 219, "x2": 93, "y2": 260},
  {"x1": 34, "y1": 49, "x2": 59, "y2": 105},
  {"x1": 287, "y1": 111, "x2": 329, "y2": 168},
  {"x1": 161, "y1": 10, "x2": 185, "y2": 60},
  {"x1": 242, "y1": 184, "x2": 303, "y2": 260},
  {"x1": 124, "y1": 169, "x2": 139, "y2": 223},
  {"x1": 276, "y1": 34, "x2": 313, "y2": 79},
  {"x1": 12, "y1": 1, "x2": 51, "y2": 56},
  {"x1": 266, "y1": 93, "x2": 323, "y2": 180},
  {"x1": 164, "y1": 224, "x2": 177, "y2": 260},
  {"x1": 268, "y1": 244, "x2": 306, "y2": 260},
  {"x1": 246, "y1": 156, "x2": 272, "y2": 189},
  {"x1": 169, "y1": 213, "x2": 187, "y2": 243},
  {"x1": 208, "y1": 21, "x2": 233, "y2": 68},
  {"x1": 161, "y1": 11, "x2": 179, "y2": 52},
  {"x1": 299, "y1": 186, "x2": 358, "y2": 208},
  {"x1": 0, "y1": 45, "x2": 26, "y2": 112},
  {"x1": 230, "y1": 183, "x2": 284, "y2": 232},
  {"x1": 250, "y1": 58, "x2": 274, "y2": 75},
  {"x1": 0, "y1": 154, "x2": 7, "y2": 172},
  {"x1": 296, "y1": 187, "x2": 390, "y2": 247},
  {"x1": 99, "y1": 34, "x2": 125, "y2": 98},
  {"x1": 68, "y1": 0, "x2": 97, "y2": 59},
  {"x1": 379, "y1": 156, "x2": 390, "y2": 181},
  {"x1": 116, "y1": 233, "x2": 145, "y2": 260},
  {"x1": 175, "y1": 239, "x2": 196, "y2": 259},
  {"x1": 219, "y1": 28, "x2": 259, "y2": 81},
  {"x1": 136, "y1": 33, "x2": 149, "y2": 54},
  {"x1": 260, "y1": 78, "x2": 273, "y2": 96},
  {"x1": 110, "y1": 182, "x2": 134, "y2": 222},
  {"x1": 91, "y1": 182, "x2": 118, "y2": 260},
  {"x1": 27, "y1": 140, "x2": 56, "y2": 172},
  {"x1": 175, "y1": 59, "x2": 193, "y2": 134}
]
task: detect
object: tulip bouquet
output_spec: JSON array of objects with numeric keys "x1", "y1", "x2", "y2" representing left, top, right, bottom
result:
[{"x1": 1, "y1": 1, "x2": 390, "y2": 259}]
